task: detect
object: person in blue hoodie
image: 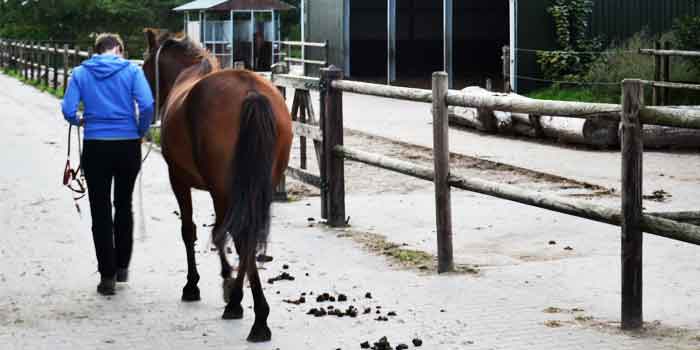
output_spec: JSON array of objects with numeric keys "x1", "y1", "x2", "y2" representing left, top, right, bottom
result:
[{"x1": 61, "y1": 33, "x2": 154, "y2": 296}]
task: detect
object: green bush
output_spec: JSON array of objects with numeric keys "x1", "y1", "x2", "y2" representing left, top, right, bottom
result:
[
  {"x1": 671, "y1": 16, "x2": 700, "y2": 74},
  {"x1": 585, "y1": 31, "x2": 700, "y2": 104},
  {"x1": 537, "y1": 0, "x2": 602, "y2": 81}
]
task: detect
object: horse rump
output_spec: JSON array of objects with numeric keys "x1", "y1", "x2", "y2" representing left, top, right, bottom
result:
[{"x1": 215, "y1": 91, "x2": 277, "y2": 254}]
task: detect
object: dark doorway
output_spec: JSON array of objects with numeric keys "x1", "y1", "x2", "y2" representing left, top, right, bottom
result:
[
  {"x1": 349, "y1": 0, "x2": 387, "y2": 79},
  {"x1": 348, "y1": 0, "x2": 509, "y2": 89}
]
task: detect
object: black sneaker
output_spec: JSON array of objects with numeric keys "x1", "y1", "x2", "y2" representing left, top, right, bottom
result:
[
  {"x1": 97, "y1": 277, "x2": 116, "y2": 296},
  {"x1": 116, "y1": 268, "x2": 129, "y2": 283}
]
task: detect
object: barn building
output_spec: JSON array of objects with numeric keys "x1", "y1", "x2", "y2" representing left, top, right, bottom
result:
[{"x1": 303, "y1": 0, "x2": 700, "y2": 92}]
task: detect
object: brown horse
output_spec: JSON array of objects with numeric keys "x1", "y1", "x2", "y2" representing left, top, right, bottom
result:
[{"x1": 141, "y1": 29, "x2": 292, "y2": 342}]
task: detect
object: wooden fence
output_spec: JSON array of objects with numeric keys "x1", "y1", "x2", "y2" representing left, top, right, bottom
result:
[
  {"x1": 5, "y1": 37, "x2": 700, "y2": 332},
  {"x1": 640, "y1": 44, "x2": 700, "y2": 106},
  {"x1": 0, "y1": 39, "x2": 144, "y2": 93},
  {"x1": 266, "y1": 66, "x2": 700, "y2": 331}
]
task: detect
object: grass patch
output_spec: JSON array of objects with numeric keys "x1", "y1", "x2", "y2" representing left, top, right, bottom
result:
[
  {"x1": 1, "y1": 67, "x2": 64, "y2": 98},
  {"x1": 334, "y1": 229, "x2": 479, "y2": 274},
  {"x1": 526, "y1": 85, "x2": 617, "y2": 104}
]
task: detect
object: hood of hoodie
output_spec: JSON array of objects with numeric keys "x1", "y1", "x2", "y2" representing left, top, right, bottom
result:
[{"x1": 81, "y1": 54, "x2": 130, "y2": 80}]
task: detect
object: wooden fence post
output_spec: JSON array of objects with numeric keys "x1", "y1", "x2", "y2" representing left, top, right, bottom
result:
[
  {"x1": 502, "y1": 46, "x2": 511, "y2": 93},
  {"x1": 620, "y1": 79, "x2": 644, "y2": 330},
  {"x1": 432, "y1": 71, "x2": 454, "y2": 273},
  {"x1": 652, "y1": 41, "x2": 661, "y2": 106},
  {"x1": 22, "y1": 41, "x2": 27, "y2": 80},
  {"x1": 62, "y1": 44, "x2": 69, "y2": 92},
  {"x1": 43, "y1": 44, "x2": 50, "y2": 87},
  {"x1": 321, "y1": 66, "x2": 346, "y2": 227},
  {"x1": 274, "y1": 84, "x2": 288, "y2": 201},
  {"x1": 662, "y1": 41, "x2": 671, "y2": 105},
  {"x1": 52, "y1": 44, "x2": 59, "y2": 90},
  {"x1": 29, "y1": 41, "x2": 36, "y2": 81}
]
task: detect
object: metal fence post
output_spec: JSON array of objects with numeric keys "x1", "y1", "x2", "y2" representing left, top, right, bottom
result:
[
  {"x1": 620, "y1": 79, "x2": 644, "y2": 330},
  {"x1": 321, "y1": 66, "x2": 346, "y2": 227},
  {"x1": 52, "y1": 44, "x2": 59, "y2": 90},
  {"x1": 432, "y1": 71, "x2": 454, "y2": 273},
  {"x1": 43, "y1": 44, "x2": 50, "y2": 87}
]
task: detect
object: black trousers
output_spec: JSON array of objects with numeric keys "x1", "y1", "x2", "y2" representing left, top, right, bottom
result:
[{"x1": 82, "y1": 140, "x2": 141, "y2": 278}]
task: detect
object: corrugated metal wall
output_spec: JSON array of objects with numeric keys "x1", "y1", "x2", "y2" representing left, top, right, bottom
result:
[
  {"x1": 517, "y1": 0, "x2": 700, "y2": 91},
  {"x1": 591, "y1": 0, "x2": 700, "y2": 41},
  {"x1": 306, "y1": 0, "x2": 345, "y2": 76}
]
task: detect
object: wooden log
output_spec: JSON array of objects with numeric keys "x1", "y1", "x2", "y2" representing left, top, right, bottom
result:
[
  {"x1": 336, "y1": 145, "x2": 700, "y2": 246},
  {"x1": 448, "y1": 87, "x2": 498, "y2": 132},
  {"x1": 286, "y1": 166, "x2": 321, "y2": 188},
  {"x1": 639, "y1": 125, "x2": 700, "y2": 149},
  {"x1": 639, "y1": 48, "x2": 700, "y2": 58},
  {"x1": 432, "y1": 72, "x2": 454, "y2": 273},
  {"x1": 322, "y1": 66, "x2": 346, "y2": 227},
  {"x1": 620, "y1": 79, "x2": 644, "y2": 330},
  {"x1": 332, "y1": 79, "x2": 433, "y2": 103},
  {"x1": 446, "y1": 88, "x2": 700, "y2": 130},
  {"x1": 653, "y1": 41, "x2": 661, "y2": 106},
  {"x1": 539, "y1": 115, "x2": 619, "y2": 147},
  {"x1": 291, "y1": 121, "x2": 322, "y2": 141},
  {"x1": 647, "y1": 211, "x2": 700, "y2": 225}
]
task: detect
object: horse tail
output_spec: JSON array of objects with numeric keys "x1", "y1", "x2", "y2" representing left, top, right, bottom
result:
[{"x1": 215, "y1": 90, "x2": 277, "y2": 254}]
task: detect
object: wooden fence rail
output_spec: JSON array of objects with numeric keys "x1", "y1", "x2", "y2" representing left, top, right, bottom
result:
[{"x1": 310, "y1": 66, "x2": 700, "y2": 331}]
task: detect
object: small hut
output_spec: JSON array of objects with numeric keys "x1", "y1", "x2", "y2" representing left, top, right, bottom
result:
[{"x1": 174, "y1": 0, "x2": 295, "y2": 70}]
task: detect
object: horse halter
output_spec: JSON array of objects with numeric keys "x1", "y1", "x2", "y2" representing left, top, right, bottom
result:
[{"x1": 63, "y1": 124, "x2": 86, "y2": 213}]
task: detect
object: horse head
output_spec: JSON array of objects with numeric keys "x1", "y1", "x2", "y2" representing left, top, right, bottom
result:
[{"x1": 142, "y1": 28, "x2": 218, "y2": 110}]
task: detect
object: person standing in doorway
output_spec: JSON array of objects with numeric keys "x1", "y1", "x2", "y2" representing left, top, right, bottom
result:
[{"x1": 61, "y1": 33, "x2": 154, "y2": 296}]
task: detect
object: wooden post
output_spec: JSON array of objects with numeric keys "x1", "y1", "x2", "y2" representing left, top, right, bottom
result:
[
  {"x1": 662, "y1": 41, "x2": 671, "y2": 105},
  {"x1": 43, "y1": 44, "x2": 50, "y2": 87},
  {"x1": 652, "y1": 41, "x2": 661, "y2": 106},
  {"x1": 502, "y1": 46, "x2": 511, "y2": 92},
  {"x1": 22, "y1": 42, "x2": 28, "y2": 80},
  {"x1": 52, "y1": 44, "x2": 59, "y2": 90},
  {"x1": 274, "y1": 84, "x2": 288, "y2": 201},
  {"x1": 30, "y1": 41, "x2": 36, "y2": 82},
  {"x1": 620, "y1": 79, "x2": 644, "y2": 330},
  {"x1": 321, "y1": 66, "x2": 345, "y2": 227},
  {"x1": 299, "y1": 91, "x2": 309, "y2": 170},
  {"x1": 432, "y1": 71, "x2": 454, "y2": 273},
  {"x1": 62, "y1": 44, "x2": 69, "y2": 93}
]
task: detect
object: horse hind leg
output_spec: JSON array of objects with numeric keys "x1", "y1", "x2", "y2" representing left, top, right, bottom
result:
[
  {"x1": 221, "y1": 238, "x2": 247, "y2": 320},
  {"x1": 170, "y1": 174, "x2": 201, "y2": 302},
  {"x1": 246, "y1": 249, "x2": 271, "y2": 342}
]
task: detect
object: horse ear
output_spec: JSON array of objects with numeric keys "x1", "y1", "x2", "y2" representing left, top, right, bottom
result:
[{"x1": 144, "y1": 28, "x2": 158, "y2": 50}]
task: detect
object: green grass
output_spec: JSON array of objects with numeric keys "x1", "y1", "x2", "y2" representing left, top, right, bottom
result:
[
  {"x1": 526, "y1": 85, "x2": 619, "y2": 104},
  {"x1": 1, "y1": 67, "x2": 64, "y2": 98}
]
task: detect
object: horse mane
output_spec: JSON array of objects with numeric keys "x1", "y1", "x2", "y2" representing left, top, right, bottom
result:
[{"x1": 157, "y1": 31, "x2": 219, "y2": 75}]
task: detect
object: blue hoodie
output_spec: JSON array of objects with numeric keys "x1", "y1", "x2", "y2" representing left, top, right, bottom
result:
[{"x1": 61, "y1": 54, "x2": 154, "y2": 140}]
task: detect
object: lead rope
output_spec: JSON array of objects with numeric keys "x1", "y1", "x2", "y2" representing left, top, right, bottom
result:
[
  {"x1": 138, "y1": 42, "x2": 166, "y2": 239},
  {"x1": 63, "y1": 123, "x2": 86, "y2": 217}
]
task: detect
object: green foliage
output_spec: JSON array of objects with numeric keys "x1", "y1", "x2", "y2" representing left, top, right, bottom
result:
[
  {"x1": 537, "y1": 0, "x2": 602, "y2": 81},
  {"x1": 671, "y1": 16, "x2": 700, "y2": 73},
  {"x1": 526, "y1": 84, "x2": 616, "y2": 103},
  {"x1": 0, "y1": 0, "x2": 191, "y2": 56}
]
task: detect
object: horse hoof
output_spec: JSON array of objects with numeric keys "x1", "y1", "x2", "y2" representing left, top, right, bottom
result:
[
  {"x1": 222, "y1": 305, "x2": 244, "y2": 320},
  {"x1": 181, "y1": 285, "x2": 201, "y2": 302},
  {"x1": 246, "y1": 324, "x2": 271, "y2": 342},
  {"x1": 222, "y1": 278, "x2": 235, "y2": 303}
]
